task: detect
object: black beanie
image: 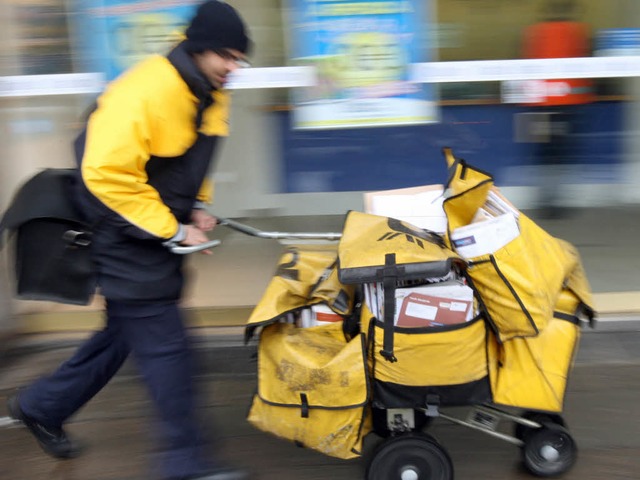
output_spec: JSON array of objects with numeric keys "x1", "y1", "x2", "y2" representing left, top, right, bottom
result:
[{"x1": 184, "y1": 1, "x2": 251, "y2": 55}]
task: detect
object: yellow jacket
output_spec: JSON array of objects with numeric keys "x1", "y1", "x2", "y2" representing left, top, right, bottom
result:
[
  {"x1": 72, "y1": 42, "x2": 230, "y2": 301},
  {"x1": 78, "y1": 44, "x2": 229, "y2": 240}
]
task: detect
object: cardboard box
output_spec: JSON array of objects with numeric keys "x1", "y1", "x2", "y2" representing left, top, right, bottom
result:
[
  {"x1": 393, "y1": 282, "x2": 475, "y2": 328},
  {"x1": 363, "y1": 184, "x2": 447, "y2": 233},
  {"x1": 396, "y1": 292, "x2": 473, "y2": 328},
  {"x1": 366, "y1": 281, "x2": 476, "y2": 328}
]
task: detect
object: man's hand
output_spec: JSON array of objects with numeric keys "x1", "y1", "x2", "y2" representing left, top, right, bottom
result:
[
  {"x1": 181, "y1": 224, "x2": 214, "y2": 255},
  {"x1": 191, "y1": 209, "x2": 217, "y2": 232}
]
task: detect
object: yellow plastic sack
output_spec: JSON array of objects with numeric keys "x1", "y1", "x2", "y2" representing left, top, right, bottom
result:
[
  {"x1": 441, "y1": 148, "x2": 588, "y2": 341},
  {"x1": 338, "y1": 210, "x2": 465, "y2": 285},
  {"x1": 247, "y1": 322, "x2": 371, "y2": 459},
  {"x1": 246, "y1": 245, "x2": 356, "y2": 340},
  {"x1": 487, "y1": 289, "x2": 584, "y2": 412}
]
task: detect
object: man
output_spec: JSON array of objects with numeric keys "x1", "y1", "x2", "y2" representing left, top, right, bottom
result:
[
  {"x1": 7, "y1": 2, "x2": 251, "y2": 479},
  {"x1": 520, "y1": 0, "x2": 593, "y2": 217}
]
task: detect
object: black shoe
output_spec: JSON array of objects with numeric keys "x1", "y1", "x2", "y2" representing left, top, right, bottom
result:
[
  {"x1": 7, "y1": 394, "x2": 83, "y2": 459},
  {"x1": 187, "y1": 468, "x2": 250, "y2": 480}
]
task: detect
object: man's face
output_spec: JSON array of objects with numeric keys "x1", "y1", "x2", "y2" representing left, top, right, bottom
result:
[{"x1": 193, "y1": 48, "x2": 248, "y2": 89}]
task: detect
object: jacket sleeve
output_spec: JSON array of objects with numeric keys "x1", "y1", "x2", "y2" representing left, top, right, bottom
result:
[
  {"x1": 196, "y1": 177, "x2": 214, "y2": 205},
  {"x1": 192, "y1": 89, "x2": 228, "y2": 207},
  {"x1": 80, "y1": 92, "x2": 179, "y2": 241}
]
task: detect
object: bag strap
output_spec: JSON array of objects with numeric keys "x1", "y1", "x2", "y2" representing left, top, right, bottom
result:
[{"x1": 380, "y1": 253, "x2": 400, "y2": 363}]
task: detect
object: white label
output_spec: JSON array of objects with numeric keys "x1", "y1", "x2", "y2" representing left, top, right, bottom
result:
[
  {"x1": 450, "y1": 301, "x2": 468, "y2": 312},
  {"x1": 405, "y1": 302, "x2": 437, "y2": 320}
]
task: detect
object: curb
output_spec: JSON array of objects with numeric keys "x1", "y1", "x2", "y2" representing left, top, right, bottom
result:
[{"x1": 590, "y1": 314, "x2": 640, "y2": 332}]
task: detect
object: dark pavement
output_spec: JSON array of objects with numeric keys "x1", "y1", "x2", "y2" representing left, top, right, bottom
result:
[{"x1": 1, "y1": 329, "x2": 639, "y2": 480}]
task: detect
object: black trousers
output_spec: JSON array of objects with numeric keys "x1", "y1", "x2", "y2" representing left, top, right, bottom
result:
[{"x1": 19, "y1": 300, "x2": 213, "y2": 479}]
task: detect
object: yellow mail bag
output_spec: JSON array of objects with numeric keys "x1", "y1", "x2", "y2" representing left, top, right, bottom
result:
[
  {"x1": 441, "y1": 148, "x2": 590, "y2": 341},
  {"x1": 246, "y1": 245, "x2": 356, "y2": 340},
  {"x1": 247, "y1": 322, "x2": 371, "y2": 459},
  {"x1": 487, "y1": 288, "x2": 587, "y2": 412}
]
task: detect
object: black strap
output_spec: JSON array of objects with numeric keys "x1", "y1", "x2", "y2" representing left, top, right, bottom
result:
[
  {"x1": 342, "y1": 286, "x2": 362, "y2": 340},
  {"x1": 554, "y1": 303, "x2": 597, "y2": 329},
  {"x1": 300, "y1": 393, "x2": 309, "y2": 418},
  {"x1": 380, "y1": 253, "x2": 398, "y2": 363},
  {"x1": 553, "y1": 311, "x2": 580, "y2": 325},
  {"x1": 580, "y1": 302, "x2": 597, "y2": 329}
]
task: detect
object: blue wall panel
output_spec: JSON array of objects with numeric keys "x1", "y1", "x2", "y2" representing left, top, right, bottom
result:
[{"x1": 278, "y1": 101, "x2": 624, "y2": 192}]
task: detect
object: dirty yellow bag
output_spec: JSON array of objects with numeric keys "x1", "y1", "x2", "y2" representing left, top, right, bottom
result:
[
  {"x1": 487, "y1": 289, "x2": 586, "y2": 412},
  {"x1": 247, "y1": 322, "x2": 371, "y2": 459},
  {"x1": 441, "y1": 148, "x2": 586, "y2": 341},
  {"x1": 246, "y1": 245, "x2": 356, "y2": 340},
  {"x1": 337, "y1": 210, "x2": 465, "y2": 284},
  {"x1": 360, "y1": 303, "x2": 491, "y2": 407}
]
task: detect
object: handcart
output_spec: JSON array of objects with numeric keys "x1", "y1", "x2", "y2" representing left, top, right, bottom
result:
[
  {"x1": 187, "y1": 153, "x2": 595, "y2": 480},
  {"x1": 0, "y1": 150, "x2": 595, "y2": 480}
]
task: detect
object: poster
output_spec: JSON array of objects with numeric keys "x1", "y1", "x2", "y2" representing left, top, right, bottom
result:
[
  {"x1": 71, "y1": 0, "x2": 201, "y2": 81},
  {"x1": 288, "y1": 0, "x2": 438, "y2": 129}
]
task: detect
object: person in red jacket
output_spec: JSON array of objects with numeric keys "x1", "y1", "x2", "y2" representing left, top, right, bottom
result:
[
  {"x1": 521, "y1": 0, "x2": 593, "y2": 218},
  {"x1": 7, "y1": 2, "x2": 252, "y2": 479}
]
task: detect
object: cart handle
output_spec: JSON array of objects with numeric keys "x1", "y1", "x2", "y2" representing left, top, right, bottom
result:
[
  {"x1": 169, "y1": 239, "x2": 221, "y2": 255},
  {"x1": 218, "y1": 217, "x2": 343, "y2": 241},
  {"x1": 169, "y1": 217, "x2": 342, "y2": 254}
]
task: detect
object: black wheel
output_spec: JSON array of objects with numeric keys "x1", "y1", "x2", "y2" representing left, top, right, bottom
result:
[
  {"x1": 515, "y1": 411, "x2": 566, "y2": 442},
  {"x1": 521, "y1": 423, "x2": 577, "y2": 477},
  {"x1": 366, "y1": 432, "x2": 453, "y2": 480}
]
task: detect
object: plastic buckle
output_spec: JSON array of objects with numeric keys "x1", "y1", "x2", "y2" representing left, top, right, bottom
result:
[{"x1": 63, "y1": 230, "x2": 92, "y2": 247}]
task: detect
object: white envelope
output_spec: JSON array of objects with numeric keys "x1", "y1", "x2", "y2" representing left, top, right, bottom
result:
[{"x1": 451, "y1": 213, "x2": 520, "y2": 258}]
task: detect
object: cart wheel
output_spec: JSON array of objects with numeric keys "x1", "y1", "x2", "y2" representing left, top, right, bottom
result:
[
  {"x1": 515, "y1": 411, "x2": 565, "y2": 442},
  {"x1": 366, "y1": 432, "x2": 453, "y2": 480},
  {"x1": 521, "y1": 423, "x2": 577, "y2": 477}
]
